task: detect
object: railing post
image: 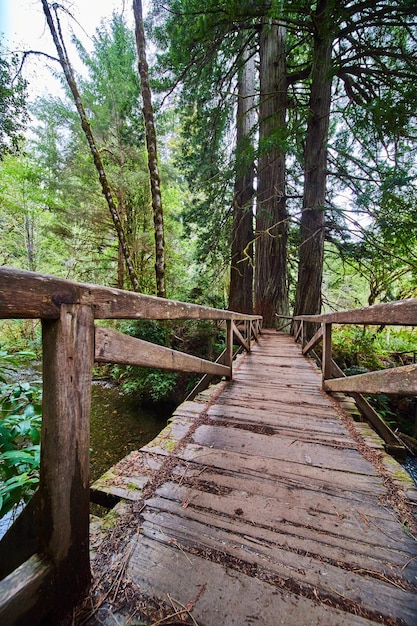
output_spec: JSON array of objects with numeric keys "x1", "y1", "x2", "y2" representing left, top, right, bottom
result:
[
  {"x1": 39, "y1": 303, "x2": 94, "y2": 618},
  {"x1": 322, "y1": 322, "x2": 332, "y2": 382},
  {"x1": 246, "y1": 320, "x2": 251, "y2": 351},
  {"x1": 226, "y1": 319, "x2": 233, "y2": 379}
]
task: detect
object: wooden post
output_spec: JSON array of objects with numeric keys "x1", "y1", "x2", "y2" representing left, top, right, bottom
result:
[
  {"x1": 225, "y1": 319, "x2": 233, "y2": 379},
  {"x1": 246, "y1": 320, "x2": 251, "y2": 351},
  {"x1": 39, "y1": 304, "x2": 94, "y2": 618},
  {"x1": 322, "y1": 322, "x2": 332, "y2": 382}
]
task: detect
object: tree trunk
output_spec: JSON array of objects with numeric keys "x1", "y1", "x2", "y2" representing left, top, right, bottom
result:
[
  {"x1": 293, "y1": 0, "x2": 334, "y2": 321},
  {"x1": 255, "y1": 20, "x2": 289, "y2": 327},
  {"x1": 41, "y1": 0, "x2": 140, "y2": 292},
  {"x1": 229, "y1": 45, "x2": 256, "y2": 314},
  {"x1": 133, "y1": 0, "x2": 166, "y2": 299}
]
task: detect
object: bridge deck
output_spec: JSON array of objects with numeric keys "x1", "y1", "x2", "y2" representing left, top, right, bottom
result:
[{"x1": 88, "y1": 331, "x2": 417, "y2": 625}]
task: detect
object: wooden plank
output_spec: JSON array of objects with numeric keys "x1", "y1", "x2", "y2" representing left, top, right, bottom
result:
[
  {"x1": 145, "y1": 491, "x2": 415, "y2": 580},
  {"x1": 324, "y1": 362, "x2": 417, "y2": 395},
  {"x1": 0, "y1": 491, "x2": 39, "y2": 580},
  {"x1": 218, "y1": 386, "x2": 335, "y2": 408},
  {"x1": 208, "y1": 416, "x2": 360, "y2": 447},
  {"x1": 128, "y1": 535, "x2": 377, "y2": 626},
  {"x1": 295, "y1": 297, "x2": 417, "y2": 326},
  {"x1": 86, "y1": 331, "x2": 417, "y2": 625},
  {"x1": 153, "y1": 469, "x2": 397, "y2": 530},
  {"x1": 0, "y1": 554, "x2": 54, "y2": 625},
  {"x1": 191, "y1": 424, "x2": 375, "y2": 475},
  {"x1": 0, "y1": 266, "x2": 262, "y2": 322},
  {"x1": 40, "y1": 303, "x2": 93, "y2": 614},
  {"x1": 95, "y1": 326, "x2": 231, "y2": 377},
  {"x1": 178, "y1": 442, "x2": 384, "y2": 496},
  {"x1": 138, "y1": 508, "x2": 417, "y2": 622}
]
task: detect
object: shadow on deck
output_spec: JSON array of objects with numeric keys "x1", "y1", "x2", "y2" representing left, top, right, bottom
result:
[{"x1": 85, "y1": 330, "x2": 417, "y2": 626}]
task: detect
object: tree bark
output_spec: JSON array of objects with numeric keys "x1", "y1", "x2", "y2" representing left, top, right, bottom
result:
[
  {"x1": 255, "y1": 20, "x2": 289, "y2": 327},
  {"x1": 229, "y1": 44, "x2": 256, "y2": 314},
  {"x1": 293, "y1": 0, "x2": 334, "y2": 321},
  {"x1": 41, "y1": 0, "x2": 140, "y2": 292},
  {"x1": 133, "y1": 0, "x2": 166, "y2": 299}
]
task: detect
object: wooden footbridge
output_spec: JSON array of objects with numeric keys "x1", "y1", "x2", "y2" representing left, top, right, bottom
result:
[{"x1": 0, "y1": 268, "x2": 417, "y2": 625}]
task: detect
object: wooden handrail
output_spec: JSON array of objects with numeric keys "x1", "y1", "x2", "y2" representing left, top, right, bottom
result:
[
  {"x1": 292, "y1": 303, "x2": 415, "y2": 460},
  {"x1": 0, "y1": 267, "x2": 261, "y2": 322},
  {"x1": 295, "y1": 297, "x2": 417, "y2": 326},
  {"x1": 0, "y1": 267, "x2": 262, "y2": 623},
  {"x1": 95, "y1": 326, "x2": 231, "y2": 377}
]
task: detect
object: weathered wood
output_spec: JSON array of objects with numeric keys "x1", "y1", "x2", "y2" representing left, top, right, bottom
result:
[
  {"x1": 0, "y1": 267, "x2": 262, "y2": 322},
  {"x1": 141, "y1": 501, "x2": 417, "y2": 622},
  {"x1": 0, "y1": 491, "x2": 40, "y2": 580},
  {"x1": 225, "y1": 320, "x2": 234, "y2": 375},
  {"x1": 94, "y1": 331, "x2": 417, "y2": 626},
  {"x1": 40, "y1": 303, "x2": 94, "y2": 617},
  {"x1": 302, "y1": 324, "x2": 323, "y2": 355},
  {"x1": 246, "y1": 320, "x2": 252, "y2": 350},
  {"x1": 129, "y1": 535, "x2": 377, "y2": 626},
  {"x1": 295, "y1": 297, "x2": 417, "y2": 326},
  {"x1": 231, "y1": 320, "x2": 250, "y2": 352},
  {"x1": 324, "y1": 362, "x2": 417, "y2": 395},
  {"x1": 184, "y1": 349, "x2": 228, "y2": 401},
  {"x1": 293, "y1": 318, "x2": 302, "y2": 342},
  {"x1": 99, "y1": 331, "x2": 417, "y2": 625},
  {"x1": 95, "y1": 326, "x2": 231, "y2": 377},
  {"x1": 330, "y1": 360, "x2": 405, "y2": 457},
  {"x1": 322, "y1": 322, "x2": 332, "y2": 380},
  {"x1": 0, "y1": 554, "x2": 53, "y2": 625}
]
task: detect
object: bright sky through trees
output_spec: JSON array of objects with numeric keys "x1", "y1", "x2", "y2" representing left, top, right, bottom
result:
[{"x1": 0, "y1": 1, "x2": 136, "y2": 97}]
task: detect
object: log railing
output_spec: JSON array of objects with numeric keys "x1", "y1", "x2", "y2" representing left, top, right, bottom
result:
[
  {"x1": 292, "y1": 298, "x2": 417, "y2": 460},
  {"x1": 0, "y1": 267, "x2": 262, "y2": 624}
]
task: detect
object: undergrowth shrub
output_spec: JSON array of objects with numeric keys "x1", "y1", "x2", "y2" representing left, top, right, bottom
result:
[
  {"x1": 331, "y1": 325, "x2": 417, "y2": 440},
  {"x1": 0, "y1": 349, "x2": 42, "y2": 518},
  {"x1": 111, "y1": 319, "x2": 226, "y2": 403},
  {"x1": 332, "y1": 325, "x2": 417, "y2": 371}
]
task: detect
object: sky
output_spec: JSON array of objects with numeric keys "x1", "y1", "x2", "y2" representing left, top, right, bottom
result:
[{"x1": 0, "y1": 0, "x2": 135, "y2": 97}]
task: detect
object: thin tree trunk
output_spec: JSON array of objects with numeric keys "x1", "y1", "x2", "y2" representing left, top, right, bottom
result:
[
  {"x1": 229, "y1": 45, "x2": 256, "y2": 314},
  {"x1": 133, "y1": 0, "x2": 166, "y2": 299},
  {"x1": 293, "y1": 0, "x2": 334, "y2": 322},
  {"x1": 24, "y1": 214, "x2": 36, "y2": 271},
  {"x1": 255, "y1": 20, "x2": 289, "y2": 327},
  {"x1": 41, "y1": 0, "x2": 140, "y2": 292}
]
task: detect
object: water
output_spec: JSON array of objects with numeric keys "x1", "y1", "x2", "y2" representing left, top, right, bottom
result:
[
  {"x1": 403, "y1": 456, "x2": 417, "y2": 487},
  {"x1": 89, "y1": 382, "x2": 171, "y2": 481},
  {"x1": 0, "y1": 376, "x2": 171, "y2": 537}
]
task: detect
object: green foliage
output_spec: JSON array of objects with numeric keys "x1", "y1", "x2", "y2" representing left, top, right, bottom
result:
[
  {"x1": 332, "y1": 326, "x2": 383, "y2": 371},
  {"x1": 331, "y1": 325, "x2": 417, "y2": 438},
  {"x1": 331, "y1": 325, "x2": 417, "y2": 372},
  {"x1": 0, "y1": 350, "x2": 42, "y2": 518},
  {"x1": 120, "y1": 367, "x2": 179, "y2": 402},
  {"x1": 0, "y1": 49, "x2": 28, "y2": 159},
  {"x1": 111, "y1": 319, "x2": 226, "y2": 403}
]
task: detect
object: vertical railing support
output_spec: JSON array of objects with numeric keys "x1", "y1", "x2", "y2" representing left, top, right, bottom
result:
[
  {"x1": 225, "y1": 319, "x2": 233, "y2": 379},
  {"x1": 40, "y1": 303, "x2": 94, "y2": 618},
  {"x1": 246, "y1": 320, "x2": 251, "y2": 351},
  {"x1": 322, "y1": 322, "x2": 332, "y2": 383}
]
